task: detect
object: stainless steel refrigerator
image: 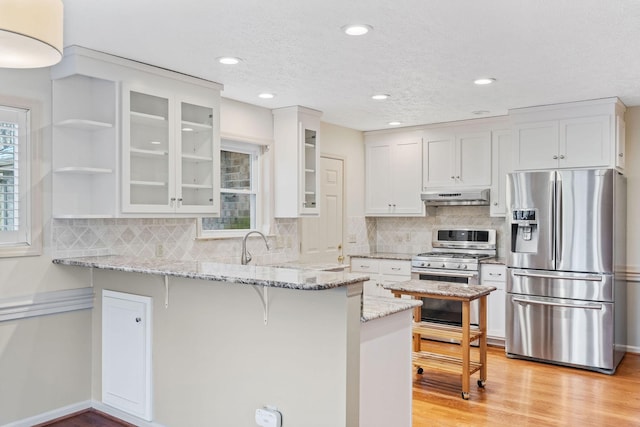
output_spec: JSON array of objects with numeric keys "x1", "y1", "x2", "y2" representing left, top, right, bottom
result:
[{"x1": 505, "y1": 168, "x2": 627, "y2": 374}]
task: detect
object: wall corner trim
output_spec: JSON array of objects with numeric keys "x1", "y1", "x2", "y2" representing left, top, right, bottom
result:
[{"x1": 0, "y1": 287, "x2": 94, "y2": 322}]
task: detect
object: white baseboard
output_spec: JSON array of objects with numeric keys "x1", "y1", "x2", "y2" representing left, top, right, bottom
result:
[
  {"x1": 2, "y1": 401, "x2": 165, "y2": 427},
  {"x1": 1, "y1": 401, "x2": 91, "y2": 427},
  {"x1": 91, "y1": 401, "x2": 166, "y2": 427},
  {"x1": 624, "y1": 344, "x2": 640, "y2": 355}
]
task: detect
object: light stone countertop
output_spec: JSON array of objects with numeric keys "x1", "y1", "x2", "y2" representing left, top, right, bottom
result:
[
  {"x1": 361, "y1": 296, "x2": 422, "y2": 323},
  {"x1": 52, "y1": 255, "x2": 369, "y2": 291},
  {"x1": 349, "y1": 252, "x2": 414, "y2": 261},
  {"x1": 384, "y1": 279, "x2": 497, "y2": 300}
]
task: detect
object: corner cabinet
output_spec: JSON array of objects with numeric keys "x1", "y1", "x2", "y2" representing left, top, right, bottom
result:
[
  {"x1": 422, "y1": 130, "x2": 492, "y2": 190},
  {"x1": 52, "y1": 75, "x2": 118, "y2": 218},
  {"x1": 273, "y1": 106, "x2": 322, "y2": 217},
  {"x1": 510, "y1": 98, "x2": 626, "y2": 172},
  {"x1": 364, "y1": 134, "x2": 423, "y2": 216},
  {"x1": 122, "y1": 84, "x2": 220, "y2": 215}
]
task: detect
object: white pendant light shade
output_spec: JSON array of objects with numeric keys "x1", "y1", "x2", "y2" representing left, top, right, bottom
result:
[{"x1": 0, "y1": 0, "x2": 63, "y2": 68}]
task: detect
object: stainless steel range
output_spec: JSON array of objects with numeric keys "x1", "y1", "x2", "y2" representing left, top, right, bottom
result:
[{"x1": 411, "y1": 228, "x2": 496, "y2": 326}]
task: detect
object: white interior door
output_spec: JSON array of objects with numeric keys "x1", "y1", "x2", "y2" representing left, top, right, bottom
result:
[{"x1": 300, "y1": 156, "x2": 344, "y2": 263}]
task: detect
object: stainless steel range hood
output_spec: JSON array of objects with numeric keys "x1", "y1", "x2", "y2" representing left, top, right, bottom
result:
[{"x1": 421, "y1": 189, "x2": 490, "y2": 206}]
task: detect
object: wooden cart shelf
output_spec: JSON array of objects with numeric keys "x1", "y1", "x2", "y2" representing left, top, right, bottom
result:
[
  {"x1": 412, "y1": 351, "x2": 483, "y2": 376},
  {"x1": 412, "y1": 321, "x2": 483, "y2": 344}
]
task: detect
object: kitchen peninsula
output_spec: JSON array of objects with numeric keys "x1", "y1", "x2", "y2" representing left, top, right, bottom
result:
[{"x1": 52, "y1": 256, "x2": 419, "y2": 427}]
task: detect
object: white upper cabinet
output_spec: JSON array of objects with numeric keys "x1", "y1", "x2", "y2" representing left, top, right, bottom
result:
[
  {"x1": 122, "y1": 85, "x2": 220, "y2": 215},
  {"x1": 364, "y1": 133, "x2": 423, "y2": 216},
  {"x1": 273, "y1": 106, "x2": 322, "y2": 217},
  {"x1": 51, "y1": 46, "x2": 222, "y2": 218},
  {"x1": 490, "y1": 129, "x2": 512, "y2": 217},
  {"x1": 510, "y1": 98, "x2": 626, "y2": 171},
  {"x1": 422, "y1": 130, "x2": 492, "y2": 190}
]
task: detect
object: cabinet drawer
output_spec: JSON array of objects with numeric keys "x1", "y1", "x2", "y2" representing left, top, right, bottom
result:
[
  {"x1": 379, "y1": 259, "x2": 411, "y2": 277},
  {"x1": 481, "y1": 264, "x2": 506, "y2": 283},
  {"x1": 350, "y1": 258, "x2": 380, "y2": 273}
]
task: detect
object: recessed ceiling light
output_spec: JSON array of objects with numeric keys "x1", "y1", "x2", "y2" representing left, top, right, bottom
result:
[
  {"x1": 472, "y1": 110, "x2": 491, "y2": 115},
  {"x1": 217, "y1": 56, "x2": 242, "y2": 65},
  {"x1": 342, "y1": 24, "x2": 373, "y2": 36},
  {"x1": 388, "y1": 121, "x2": 402, "y2": 126},
  {"x1": 182, "y1": 127, "x2": 194, "y2": 132},
  {"x1": 258, "y1": 93, "x2": 275, "y2": 99},
  {"x1": 371, "y1": 94, "x2": 390, "y2": 100},
  {"x1": 474, "y1": 78, "x2": 496, "y2": 85},
  {"x1": 150, "y1": 140, "x2": 162, "y2": 145}
]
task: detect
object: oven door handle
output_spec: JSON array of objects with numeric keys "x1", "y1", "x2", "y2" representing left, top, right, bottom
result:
[
  {"x1": 512, "y1": 297, "x2": 603, "y2": 310},
  {"x1": 413, "y1": 269, "x2": 478, "y2": 279}
]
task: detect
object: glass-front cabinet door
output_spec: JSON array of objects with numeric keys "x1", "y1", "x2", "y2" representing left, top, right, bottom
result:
[
  {"x1": 123, "y1": 88, "x2": 174, "y2": 213},
  {"x1": 177, "y1": 100, "x2": 218, "y2": 213},
  {"x1": 303, "y1": 127, "x2": 317, "y2": 211},
  {"x1": 122, "y1": 84, "x2": 220, "y2": 215}
]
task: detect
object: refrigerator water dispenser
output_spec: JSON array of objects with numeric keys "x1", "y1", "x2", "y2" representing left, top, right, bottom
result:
[{"x1": 511, "y1": 209, "x2": 538, "y2": 253}]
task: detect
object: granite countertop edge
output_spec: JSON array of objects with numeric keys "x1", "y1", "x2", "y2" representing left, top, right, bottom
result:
[
  {"x1": 52, "y1": 256, "x2": 370, "y2": 291},
  {"x1": 349, "y1": 252, "x2": 414, "y2": 261},
  {"x1": 383, "y1": 279, "x2": 497, "y2": 299},
  {"x1": 361, "y1": 296, "x2": 422, "y2": 323}
]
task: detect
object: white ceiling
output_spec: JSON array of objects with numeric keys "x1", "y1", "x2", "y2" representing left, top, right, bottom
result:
[{"x1": 62, "y1": 0, "x2": 640, "y2": 131}]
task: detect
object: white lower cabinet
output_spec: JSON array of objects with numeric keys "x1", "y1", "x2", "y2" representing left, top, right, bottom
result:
[
  {"x1": 102, "y1": 290, "x2": 153, "y2": 421},
  {"x1": 480, "y1": 264, "x2": 506, "y2": 340},
  {"x1": 351, "y1": 257, "x2": 411, "y2": 298}
]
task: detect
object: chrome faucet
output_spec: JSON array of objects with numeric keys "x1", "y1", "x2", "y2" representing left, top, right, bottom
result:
[{"x1": 241, "y1": 231, "x2": 270, "y2": 265}]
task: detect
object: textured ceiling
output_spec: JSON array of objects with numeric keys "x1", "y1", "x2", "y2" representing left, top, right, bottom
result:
[{"x1": 62, "y1": 0, "x2": 640, "y2": 131}]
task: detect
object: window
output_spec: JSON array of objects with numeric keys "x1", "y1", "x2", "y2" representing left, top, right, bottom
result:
[
  {"x1": 0, "y1": 101, "x2": 40, "y2": 257},
  {"x1": 199, "y1": 140, "x2": 264, "y2": 237}
]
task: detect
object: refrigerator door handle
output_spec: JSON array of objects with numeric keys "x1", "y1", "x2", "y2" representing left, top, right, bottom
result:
[
  {"x1": 513, "y1": 270, "x2": 603, "y2": 282},
  {"x1": 550, "y1": 175, "x2": 556, "y2": 265},
  {"x1": 513, "y1": 297, "x2": 603, "y2": 311},
  {"x1": 555, "y1": 173, "x2": 563, "y2": 266}
]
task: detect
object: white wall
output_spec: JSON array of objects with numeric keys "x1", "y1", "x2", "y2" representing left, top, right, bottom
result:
[
  {"x1": 0, "y1": 68, "x2": 92, "y2": 425},
  {"x1": 623, "y1": 107, "x2": 640, "y2": 349},
  {"x1": 321, "y1": 122, "x2": 365, "y2": 217}
]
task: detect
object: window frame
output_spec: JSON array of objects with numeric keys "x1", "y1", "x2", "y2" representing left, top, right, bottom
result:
[
  {"x1": 197, "y1": 138, "x2": 268, "y2": 239},
  {"x1": 0, "y1": 96, "x2": 42, "y2": 258}
]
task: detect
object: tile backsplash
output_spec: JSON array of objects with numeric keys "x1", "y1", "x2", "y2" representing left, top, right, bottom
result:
[
  {"x1": 347, "y1": 206, "x2": 507, "y2": 258},
  {"x1": 51, "y1": 218, "x2": 298, "y2": 265},
  {"x1": 52, "y1": 207, "x2": 506, "y2": 263}
]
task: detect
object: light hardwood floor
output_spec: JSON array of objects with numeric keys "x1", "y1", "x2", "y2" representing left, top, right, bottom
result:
[{"x1": 412, "y1": 342, "x2": 640, "y2": 426}]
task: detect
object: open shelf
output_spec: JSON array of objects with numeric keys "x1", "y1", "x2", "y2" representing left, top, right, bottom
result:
[
  {"x1": 54, "y1": 167, "x2": 113, "y2": 174},
  {"x1": 55, "y1": 119, "x2": 114, "y2": 131},
  {"x1": 412, "y1": 352, "x2": 482, "y2": 376},
  {"x1": 412, "y1": 321, "x2": 483, "y2": 344}
]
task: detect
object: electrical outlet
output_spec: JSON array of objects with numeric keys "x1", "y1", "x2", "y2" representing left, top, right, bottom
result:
[
  {"x1": 348, "y1": 234, "x2": 357, "y2": 243},
  {"x1": 155, "y1": 243, "x2": 164, "y2": 257}
]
